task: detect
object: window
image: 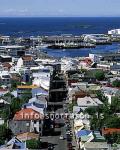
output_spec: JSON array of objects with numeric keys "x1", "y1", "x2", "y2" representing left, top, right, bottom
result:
[
  {"x1": 87, "y1": 101, "x2": 91, "y2": 104},
  {"x1": 26, "y1": 123, "x2": 30, "y2": 126}
]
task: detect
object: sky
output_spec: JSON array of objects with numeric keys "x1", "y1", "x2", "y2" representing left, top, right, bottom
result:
[{"x1": 0, "y1": 0, "x2": 120, "y2": 17}]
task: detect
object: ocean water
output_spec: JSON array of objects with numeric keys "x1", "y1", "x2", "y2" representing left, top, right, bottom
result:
[
  {"x1": 0, "y1": 17, "x2": 120, "y2": 57},
  {"x1": 44, "y1": 43, "x2": 119, "y2": 58},
  {"x1": 0, "y1": 17, "x2": 120, "y2": 36}
]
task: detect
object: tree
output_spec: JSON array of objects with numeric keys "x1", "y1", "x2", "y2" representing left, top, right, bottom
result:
[
  {"x1": 96, "y1": 91, "x2": 108, "y2": 103},
  {"x1": 10, "y1": 98, "x2": 21, "y2": 117},
  {"x1": 90, "y1": 114, "x2": 100, "y2": 130},
  {"x1": 84, "y1": 107, "x2": 97, "y2": 115},
  {"x1": 95, "y1": 70, "x2": 105, "y2": 81},
  {"x1": 0, "y1": 124, "x2": 13, "y2": 145},
  {"x1": 110, "y1": 96, "x2": 120, "y2": 113},
  {"x1": 26, "y1": 139, "x2": 41, "y2": 149},
  {"x1": 11, "y1": 80, "x2": 21, "y2": 90},
  {"x1": 112, "y1": 80, "x2": 120, "y2": 87},
  {"x1": 105, "y1": 133, "x2": 120, "y2": 144},
  {"x1": 68, "y1": 100, "x2": 77, "y2": 112},
  {"x1": 105, "y1": 115, "x2": 120, "y2": 128}
]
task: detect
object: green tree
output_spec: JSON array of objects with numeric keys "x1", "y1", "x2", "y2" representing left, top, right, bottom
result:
[
  {"x1": 96, "y1": 91, "x2": 108, "y2": 103},
  {"x1": 110, "y1": 96, "x2": 120, "y2": 113},
  {"x1": 0, "y1": 124, "x2": 13, "y2": 145},
  {"x1": 11, "y1": 80, "x2": 21, "y2": 90},
  {"x1": 84, "y1": 106, "x2": 97, "y2": 115},
  {"x1": 68, "y1": 100, "x2": 77, "y2": 112},
  {"x1": 95, "y1": 70, "x2": 105, "y2": 81},
  {"x1": 105, "y1": 133, "x2": 120, "y2": 144},
  {"x1": 26, "y1": 139, "x2": 41, "y2": 149},
  {"x1": 10, "y1": 98, "x2": 21, "y2": 117},
  {"x1": 112, "y1": 80, "x2": 120, "y2": 87},
  {"x1": 105, "y1": 115, "x2": 120, "y2": 128}
]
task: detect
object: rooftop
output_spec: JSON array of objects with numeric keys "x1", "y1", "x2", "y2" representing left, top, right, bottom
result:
[
  {"x1": 17, "y1": 85, "x2": 38, "y2": 89},
  {"x1": 102, "y1": 128, "x2": 120, "y2": 135},
  {"x1": 76, "y1": 129, "x2": 92, "y2": 138},
  {"x1": 22, "y1": 56, "x2": 33, "y2": 61},
  {"x1": 0, "y1": 45, "x2": 24, "y2": 49},
  {"x1": 84, "y1": 142, "x2": 109, "y2": 149},
  {"x1": 17, "y1": 132, "x2": 39, "y2": 141},
  {"x1": 14, "y1": 108, "x2": 44, "y2": 120}
]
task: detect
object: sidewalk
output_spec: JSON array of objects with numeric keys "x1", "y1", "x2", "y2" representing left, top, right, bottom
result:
[{"x1": 70, "y1": 119, "x2": 79, "y2": 150}]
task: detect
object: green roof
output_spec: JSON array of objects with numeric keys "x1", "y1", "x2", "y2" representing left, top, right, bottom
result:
[
  {"x1": 81, "y1": 135, "x2": 91, "y2": 142},
  {"x1": 93, "y1": 131, "x2": 105, "y2": 142}
]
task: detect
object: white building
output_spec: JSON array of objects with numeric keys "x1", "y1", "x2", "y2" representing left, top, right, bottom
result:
[
  {"x1": 108, "y1": 29, "x2": 120, "y2": 35},
  {"x1": 89, "y1": 54, "x2": 102, "y2": 63},
  {"x1": 0, "y1": 71, "x2": 11, "y2": 85},
  {"x1": 77, "y1": 96, "x2": 103, "y2": 110}
]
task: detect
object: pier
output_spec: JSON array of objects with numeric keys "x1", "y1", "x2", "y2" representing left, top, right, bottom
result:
[
  {"x1": 102, "y1": 53, "x2": 120, "y2": 61},
  {"x1": 42, "y1": 35, "x2": 83, "y2": 44},
  {"x1": 48, "y1": 43, "x2": 96, "y2": 49}
]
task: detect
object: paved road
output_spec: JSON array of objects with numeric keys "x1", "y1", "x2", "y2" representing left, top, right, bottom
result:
[
  {"x1": 40, "y1": 107, "x2": 68, "y2": 150},
  {"x1": 41, "y1": 126, "x2": 67, "y2": 150}
]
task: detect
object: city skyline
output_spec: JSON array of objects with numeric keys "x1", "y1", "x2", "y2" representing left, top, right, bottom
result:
[{"x1": 0, "y1": 0, "x2": 120, "y2": 17}]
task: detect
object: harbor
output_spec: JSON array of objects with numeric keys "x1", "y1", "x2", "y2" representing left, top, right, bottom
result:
[
  {"x1": 0, "y1": 18, "x2": 120, "y2": 150},
  {"x1": 0, "y1": 0, "x2": 120, "y2": 148}
]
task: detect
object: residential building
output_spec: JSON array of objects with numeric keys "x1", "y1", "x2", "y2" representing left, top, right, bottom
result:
[
  {"x1": 77, "y1": 96, "x2": 103, "y2": 110},
  {"x1": 9, "y1": 108, "x2": 44, "y2": 135}
]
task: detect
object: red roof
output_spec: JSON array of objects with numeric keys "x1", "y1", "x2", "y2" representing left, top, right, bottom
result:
[
  {"x1": 22, "y1": 56, "x2": 33, "y2": 61},
  {"x1": 14, "y1": 108, "x2": 44, "y2": 120},
  {"x1": 0, "y1": 88, "x2": 8, "y2": 92},
  {"x1": 2, "y1": 63, "x2": 12, "y2": 69},
  {"x1": 73, "y1": 91, "x2": 88, "y2": 100},
  {"x1": 102, "y1": 128, "x2": 120, "y2": 135}
]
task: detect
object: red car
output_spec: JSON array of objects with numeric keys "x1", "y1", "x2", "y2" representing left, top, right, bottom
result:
[{"x1": 67, "y1": 142, "x2": 72, "y2": 149}]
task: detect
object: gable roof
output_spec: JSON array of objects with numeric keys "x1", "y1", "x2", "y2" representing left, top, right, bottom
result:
[
  {"x1": 76, "y1": 130, "x2": 92, "y2": 138},
  {"x1": 17, "y1": 85, "x2": 38, "y2": 89},
  {"x1": 77, "y1": 96, "x2": 98, "y2": 107},
  {"x1": 102, "y1": 128, "x2": 120, "y2": 135},
  {"x1": 0, "y1": 98, "x2": 10, "y2": 104},
  {"x1": 93, "y1": 131, "x2": 105, "y2": 142},
  {"x1": 22, "y1": 102, "x2": 45, "y2": 109},
  {"x1": 17, "y1": 132, "x2": 39, "y2": 141},
  {"x1": 22, "y1": 56, "x2": 33, "y2": 61},
  {"x1": 0, "y1": 137, "x2": 26, "y2": 149},
  {"x1": 32, "y1": 87, "x2": 49, "y2": 96},
  {"x1": 14, "y1": 108, "x2": 44, "y2": 120},
  {"x1": 84, "y1": 142, "x2": 109, "y2": 149}
]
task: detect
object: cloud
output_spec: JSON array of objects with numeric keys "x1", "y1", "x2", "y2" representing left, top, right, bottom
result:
[{"x1": 2, "y1": 8, "x2": 29, "y2": 16}]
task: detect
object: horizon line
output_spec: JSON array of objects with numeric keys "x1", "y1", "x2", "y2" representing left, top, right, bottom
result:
[{"x1": 0, "y1": 16, "x2": 120, "y2": 18}]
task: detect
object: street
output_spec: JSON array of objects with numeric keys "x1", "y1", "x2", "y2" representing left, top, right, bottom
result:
[{"x1": 41, "y1": 126, "x2": 67, "y2": 150}]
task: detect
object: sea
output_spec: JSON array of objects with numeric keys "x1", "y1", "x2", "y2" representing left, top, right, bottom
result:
[{"x1": 0, "y1": 17, "x2": 120, "y2": 58}]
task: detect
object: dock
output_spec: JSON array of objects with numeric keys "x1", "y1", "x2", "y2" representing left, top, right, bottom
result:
[{"x1": 48, "y1": 43, "x2": 96, "y2": 49}]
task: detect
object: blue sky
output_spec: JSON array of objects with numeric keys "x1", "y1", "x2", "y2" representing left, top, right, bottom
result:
[{"x1": 0, "y1": 0, "x2": 120, "y2": 17}]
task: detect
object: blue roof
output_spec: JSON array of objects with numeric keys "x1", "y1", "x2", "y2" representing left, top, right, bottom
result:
[
  {"x1": 6, "y1": 137, "x2": 26, "y2": 149},
  {"x1": 14, "y1": 139, "x2": 25, "y2": 149},
  {"x1": 22, "y1": 102, "x2": 45, "y2": 109},
  {"x1": 32, "y1": 87, "x2": 48, "y2": 97},
  {"x1": 40, "y1": 69, "x2": 50, "y2": 73},
  {"x1": 77, "y1": 130, "x2": 92, "y2": 138}
]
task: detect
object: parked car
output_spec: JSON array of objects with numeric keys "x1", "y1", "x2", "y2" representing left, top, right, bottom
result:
[
  {"x1": 66, "y1": 135, "x2": 72, "y2": 142},
  {"x1": 67, "y1": 142, "x2": 72, "y2": 149},
  {"x1": 48, "y1": 144, "x2": 54, "y2": 150},
  {"x1": 59, "y1": 135, "x2": 64, "y2": 140},
  {"x1": 66, "y1": 131, "x2": 70, "y2": 134}
]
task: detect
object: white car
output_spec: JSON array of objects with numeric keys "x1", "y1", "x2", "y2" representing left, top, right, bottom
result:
[
  {"x1": 66, "y1": 131, "x2": 70, "y2": 135},
  {"x1": 59, "y1": 135, "x2": 64, "y2": 140}
]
